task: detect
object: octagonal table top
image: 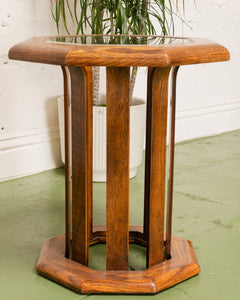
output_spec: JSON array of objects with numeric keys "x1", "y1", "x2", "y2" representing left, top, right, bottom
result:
[{"x1": 9, "y1": 34, "x2": 230, "y2": 67}]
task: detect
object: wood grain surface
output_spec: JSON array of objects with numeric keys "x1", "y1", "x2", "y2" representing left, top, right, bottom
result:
[
  {"x1": 36, "y1": 234, "x2": 200, "y2": 294},
  {"x1": 106, "y1": 67, "x2": 130, "y2": 270},
  {"x1": 69, "y1": 66, "x2": 93, "y2": 266},
  {"x1": 165, "y1": 66, "x2": 179, "y2": 259},
  {"x1": 8, "y1": 35, "x2": 230, "y2": 67},
  {"x1": 144, "y1": 67, "x2": 171, "y2": 268},
  {"x1": 90, "y1": 225, "x2": 146, "y2": 246},
  {"x1": 61, "y1": 66, "x2": 71, "y2": 258}
]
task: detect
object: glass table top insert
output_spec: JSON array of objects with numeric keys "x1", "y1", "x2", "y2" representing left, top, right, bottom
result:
[{"x1": 47, "y1": 35, "x2": 192, "y2": 46}]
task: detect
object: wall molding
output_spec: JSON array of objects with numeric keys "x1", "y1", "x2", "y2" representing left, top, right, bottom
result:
[
  {"x1": 1, "y1": 100, "x2": 239, "y2": 181},
  {"x1": 0, "y1": 127, "x2": 59, "y2": 150},
  {"x1": 174, "y1": 99, "x2": 240, "y2": 143},
  {"x1": 0, "y1": 127, "x2": 62, "y2": 181}
]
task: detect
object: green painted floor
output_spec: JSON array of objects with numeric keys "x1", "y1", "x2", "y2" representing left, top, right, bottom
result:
[{"x1": 0, "y1": 130, "x2": 240, "y2": 300}]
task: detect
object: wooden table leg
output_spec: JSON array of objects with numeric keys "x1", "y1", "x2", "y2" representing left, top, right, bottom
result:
[
  {"x1": 165, "y1": 66, "x2": 179, "y2": 259},
  {"x1": 61, "y1": 66, "x2": 71, "y2": 258},
  {"x1": 106, "y1": 67, "x2": 130, "y2": 271},
  {"x1": 144, "y1": 67, "x2": 171, "y2": 268},
  {"x1": 69, "y1": 66, "x2": 93, "y2": 266}
]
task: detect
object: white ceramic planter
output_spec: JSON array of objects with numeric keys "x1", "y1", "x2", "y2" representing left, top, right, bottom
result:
[{"x1": 58, "y1": 95, "x2": 146, "y2": 181}]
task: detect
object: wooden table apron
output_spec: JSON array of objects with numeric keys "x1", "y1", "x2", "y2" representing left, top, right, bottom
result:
[{"x1": 8, "y1": 35, "x2": 230, "y2": 294}]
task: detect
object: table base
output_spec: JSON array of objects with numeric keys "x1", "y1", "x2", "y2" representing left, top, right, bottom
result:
[{"x1": 36, "y1": 227, "x2": 200, "y2": 294}]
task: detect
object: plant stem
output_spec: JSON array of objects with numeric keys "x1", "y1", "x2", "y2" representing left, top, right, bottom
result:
[
  {"x1": 110, "y1": 12, "x2": 114, "y2": 34},
  {"x1": 92, "y1": 66, "x2": 100, "y2": 105},
  {"x1": 129, "y1": 67, "x2": 137, "y2": 103}
]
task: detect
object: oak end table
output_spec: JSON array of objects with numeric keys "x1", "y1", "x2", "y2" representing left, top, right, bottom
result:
[{"x1": 9, "y1": 35, "x2": 230, "y2": 294}]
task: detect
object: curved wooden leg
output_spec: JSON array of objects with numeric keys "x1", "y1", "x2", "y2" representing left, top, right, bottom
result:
[
  {"x1": 144, "y1": 67, "x2": 171, "y2": 268},
  {"x1": 106, "y1": 67, "x2": 130, "y2": 270},
  {"x1": 61, "y1": 66, "x2": 71, "y2": 258},
  {"x1": 68, "y1": 66, "x2": 93, "y2": 266},
  {"x1": 165, "y1": 66, "x2": 179, "y2": 259}
]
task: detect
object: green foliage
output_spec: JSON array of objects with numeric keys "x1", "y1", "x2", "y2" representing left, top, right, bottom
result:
[{"x1": 51, "y1": 0, "x2": 186, "y2": 36}]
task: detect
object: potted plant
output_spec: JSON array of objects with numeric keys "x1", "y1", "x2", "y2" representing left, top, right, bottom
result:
[{"x1": 52, "y1": 0, "x2": 185, "y2": 181}]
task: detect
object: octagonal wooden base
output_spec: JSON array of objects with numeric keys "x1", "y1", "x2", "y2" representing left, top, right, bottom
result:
[{"x1": 36, "y1": 233, "x2": 200, "y2": 294}]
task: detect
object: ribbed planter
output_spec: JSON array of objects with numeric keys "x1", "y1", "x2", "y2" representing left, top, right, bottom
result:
[{"x1": 58, "y1": 95, "x2": 146, "y2": 182}]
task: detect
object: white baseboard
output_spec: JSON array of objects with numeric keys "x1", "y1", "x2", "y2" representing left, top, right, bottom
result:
[
  {"x1": 1, "y1": 100, "x2": 239, "y2": 181},
  {"x1": 0, "y1": 128, "x2": 62, "y2": 181},
  {"x1": 174, "y1": 100, "x2": 240, "y2": 143}
]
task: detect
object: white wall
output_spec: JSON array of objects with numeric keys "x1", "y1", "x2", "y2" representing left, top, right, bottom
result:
[
  {"x1": 133, "y1": 0, "x2": 240, "y2": 142},
  {"x1": 0, "y1": 0, "x2": 240, "y2": 181},
  {"x1": 0, "y1": 0, "x2": 62, "y2": 181},
  {"x1": 174, "y1": 0, "x2": 240, "y2": 142}
]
